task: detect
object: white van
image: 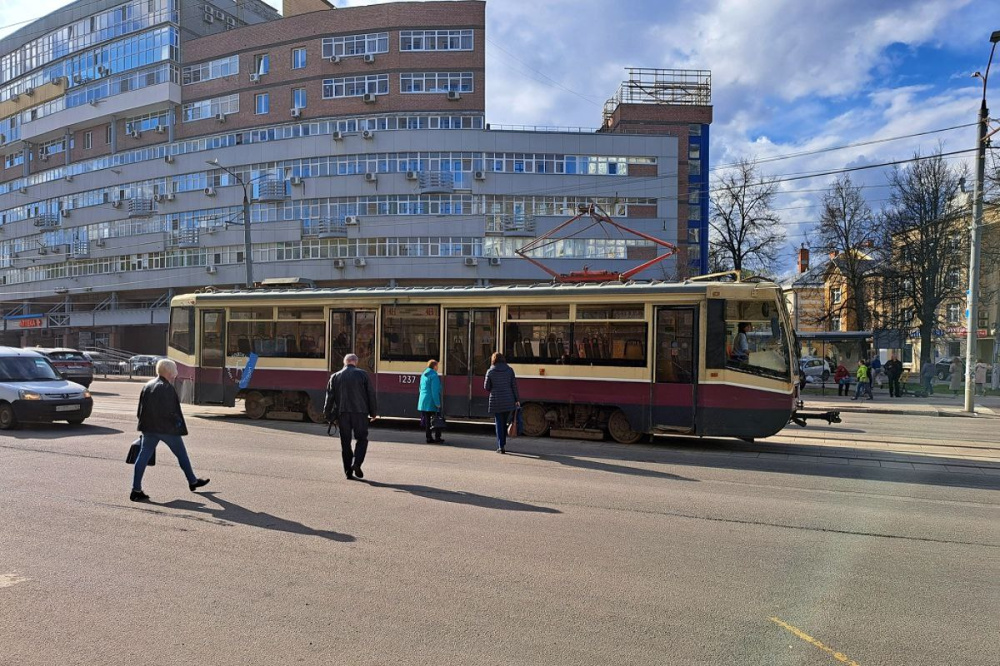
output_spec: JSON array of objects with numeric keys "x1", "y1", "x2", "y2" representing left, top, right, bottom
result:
[{"x1": 0, "y1": 347, "x2": 93, "y2": 429}]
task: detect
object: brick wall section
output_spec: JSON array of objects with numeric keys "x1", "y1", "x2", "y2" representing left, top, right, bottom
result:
[
  {"x1": 629, "y1": 205, "x2": 658, "y2": 219},
  {"x1": 627, "y1": 163, "x2": 657, "y2": 178},
  {"x1": 282, "y1": 0, "x2": 335, "y2": 17},
  {"x1": 70, "y1": 122, "x2": 114, "y2": 163},
  {"x1": 177, "y1": 1, "x2": 485, "y2": 138}
]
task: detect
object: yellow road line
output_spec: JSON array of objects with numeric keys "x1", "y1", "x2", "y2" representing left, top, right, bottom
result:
[{"x1": 769, "y1": 616, "x2": 861, "y2": 666}]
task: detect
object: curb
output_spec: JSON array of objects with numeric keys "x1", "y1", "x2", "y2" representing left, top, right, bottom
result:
[{"x1": 805, "y1": 404, "x2": 1000, "y2": 419}]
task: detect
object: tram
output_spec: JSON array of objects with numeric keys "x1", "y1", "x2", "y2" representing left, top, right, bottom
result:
[{"x1": 167, "y1": 279, "x2": 805, "y2": 442}]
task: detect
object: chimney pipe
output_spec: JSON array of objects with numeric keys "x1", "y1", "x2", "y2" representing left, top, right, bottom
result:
[{"x1": 797, "y1": 244, "x2": 810, "y2": 273}]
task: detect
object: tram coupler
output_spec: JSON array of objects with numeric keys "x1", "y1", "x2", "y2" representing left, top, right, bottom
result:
[{"x1": 790, "y1": 410, "x2": 842, "y2": 427}]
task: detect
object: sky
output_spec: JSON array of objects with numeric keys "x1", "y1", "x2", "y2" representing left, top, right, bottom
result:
[{"x1": 1, "y1": 0, "x2": 997, "y2": 272}]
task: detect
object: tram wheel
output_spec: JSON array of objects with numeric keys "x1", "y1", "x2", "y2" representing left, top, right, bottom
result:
[
  {"x1": 520, "y1": 403, "x2": 549, "y2": 437},
  {"x1": 244, "y1": 391, "x2": 268, "y2": 420},
  {"x1": 305, "y1": 399, "x2": 326, "y2": 424},
  {"x1": 608, "y1": 409, "x2": 643, "y2": 444}
]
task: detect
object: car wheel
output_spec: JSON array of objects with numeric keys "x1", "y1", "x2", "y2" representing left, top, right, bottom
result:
[
  {"x1": 0, "y1": 403, "x2": 17, "y2": 430},
  {"x1": 66, "y1": 418, "x2": 86, "y2": 425},
  {"x1": 821, "y1": 370, "x2": 830, "y2": 381},
  {"x1": 938, "y1": 371, "x2": 948, "y2": 381}
]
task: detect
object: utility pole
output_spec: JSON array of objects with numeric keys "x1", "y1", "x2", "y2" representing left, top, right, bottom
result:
[
  {"x1": 207, "y1": 159, "x2": 254, "y2": 289},
  {"x1": 965, "y1": 30, "x2": 1000, "y2": 413}
]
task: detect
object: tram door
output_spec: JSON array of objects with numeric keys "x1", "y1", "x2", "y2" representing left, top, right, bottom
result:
[
  {"x1": 329, "y1": 310, "x2": 377, "y2": 374},
  {"x1": 196, "y1": 309, "x2": 226, "y2": 404},
  {"x1": 443, "y1": 308, "x2": 498, "y2": 418},
  {"x1": 652, "y1": 306, "x2": 697, "y2": 432}
]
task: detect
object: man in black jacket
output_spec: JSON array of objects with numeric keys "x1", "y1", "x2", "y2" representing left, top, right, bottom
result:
[
  {"x1": 325, "y1": 353, "x2": 378, "y2": 479},
  {"x1": 885, "y1": 354, "x2": 904, "y2": 398},
  {"x1": 131, "y1": 359, "x2": 209, "y2": 502}
]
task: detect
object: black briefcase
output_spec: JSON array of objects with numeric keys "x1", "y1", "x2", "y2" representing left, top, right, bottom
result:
[{"x1": 126, "y1": 438, "x2": 155, "y2": 466}]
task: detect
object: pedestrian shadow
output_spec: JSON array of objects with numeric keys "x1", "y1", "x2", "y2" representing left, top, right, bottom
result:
[
  {"x1": 160, "y1": 491, "x2": 354, "y2": 542},
  {"x1": 361, "y1": 480, "x2": 561, "y2": 513},
  {"x1": 5, "y1": 423, "x2": 124, "y2": 440},
  {"x1": 507, "y1": 451, "x2": 699, "y2": 482}
]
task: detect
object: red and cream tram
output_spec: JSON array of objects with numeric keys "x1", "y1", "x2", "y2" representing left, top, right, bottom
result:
[{"x1": 167, "y1": 280, "x2": 802, "y2": 442}]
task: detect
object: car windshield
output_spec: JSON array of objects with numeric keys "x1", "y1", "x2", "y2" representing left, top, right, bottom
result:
[
  {"x1": 0, "y1": 356, "x2": 62, "y2": 381},
  {"x1": 47, "y1": 351, "x2": 86, "y2": 361}
]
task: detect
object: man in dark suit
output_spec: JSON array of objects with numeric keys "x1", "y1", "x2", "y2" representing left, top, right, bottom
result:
[{"x1": 324, "y1": 353, "x2": 378, "y2": 479}]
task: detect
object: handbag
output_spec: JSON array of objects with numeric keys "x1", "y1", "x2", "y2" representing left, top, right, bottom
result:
[
  {"x1": 507, "y1": 408, "x2": 520, "y2": 438},
  {"x1": 431, "y1": 413, "x2": 447, "y2": 430},
  {"x1": 126, "y1": 438, "x2": 156, "y2": 466}
]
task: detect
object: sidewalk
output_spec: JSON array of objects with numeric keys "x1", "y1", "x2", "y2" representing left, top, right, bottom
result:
[{"x1": 801, "y1": 384, "x2": 1000, "y2": 418}]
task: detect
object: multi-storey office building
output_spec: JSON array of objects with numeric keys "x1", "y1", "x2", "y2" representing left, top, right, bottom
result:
[{"x1": 0, "y1": 0, "x2": 712, "y2": 351}]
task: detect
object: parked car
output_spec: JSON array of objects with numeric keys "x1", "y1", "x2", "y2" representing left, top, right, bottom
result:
[
  {"x1": 32, "y1": 348, "x2": 94, "y2": 388},
  {"x1": 799, "y1": 356, "x2": 831, "y2": 382},
  {"x1": 0, "y1": 347, "x2": 93, "y2": 429},
  {"x1": 129, "y1": 355, "x2": 164, "y2": 375},
  {"x1": 84, "y1": 351, "x2": 128, "y2": 375},
  {"x1": 935, "y1": 357, "x2": 963, "y2": 381}
]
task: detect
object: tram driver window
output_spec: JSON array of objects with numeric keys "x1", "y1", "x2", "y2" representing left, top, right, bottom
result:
[
  {"x1": 723, "y1": 300, "x2": 790, "y2": 380},
  {"x1": 381, "y1": 305, "x2": 440, "y2": 361},
  {"x1": 168, "y1": 307, "x2": 193, "y2": 354}
]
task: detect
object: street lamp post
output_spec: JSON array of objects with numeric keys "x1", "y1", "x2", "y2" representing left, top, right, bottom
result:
[
  {"x1": 207, "y1": 159, "x2": 254, "y2": 289},
  {"x1": 964, "y1": 30, "x2": 1000, "y2": 413}
]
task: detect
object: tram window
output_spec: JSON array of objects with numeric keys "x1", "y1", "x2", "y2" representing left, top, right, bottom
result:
[
  {"x1": 576, "y1": 305, "x2": 644, "y2": 320},
  {"x1": 381, "y1": 305, "x2": 440, "y2": 361},
  {"x1": 504, "y1": 323, "x2": 572, "y2": 362},
  {"x1": 227, "y1": 321, "x2": 276, "y2": 357},
  {"x1": 230, "y1": 307, "x2": 274, "y2": 320},
  {"x1": 168, "y1": 307, "x2": 193, "y2": 354},
  {"x1": 278, "y1": 307, "x2": 324, "y2": 320},
  {"x1": 572, "y1": 322, "x2": 647, "y2": 366},
  {"x1": 723, "y1": 300, "x2": 790, "y2": 380},
  {"x1": 275, "y1": 321, "x2": 325, "y2": 358},
  {"x1": 508, "y1": 305, "x2": 569, "y2": 321},
  {"x1": 330, "y1": 311, "x2": 352, "y2": 362}
]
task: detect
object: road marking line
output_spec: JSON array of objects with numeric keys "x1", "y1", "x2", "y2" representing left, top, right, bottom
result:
[
  {"x1": 769, "y1": 616, "x2": 860, "y2": 665},
  {"x1": 0, "y1": 573, "x2": 30, "y2": 589}
]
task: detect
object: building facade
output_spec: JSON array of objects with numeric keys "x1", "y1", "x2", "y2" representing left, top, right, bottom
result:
[{"x1": 0, "y1": 0, "x2": 711, "y2": 352}]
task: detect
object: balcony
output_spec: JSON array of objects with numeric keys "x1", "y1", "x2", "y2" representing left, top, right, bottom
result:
[
  {"x1": 128, "y1": 198, "x2": 155, "y2": 218},
  {"x1": 417, "y1": 172, "x2": 455, "y2": 194},
  {"x1": 31, "y1": 213, "x2": 60, "y2": 228},
  {"x1": 168, "y1": 228, "x2": 201, "y2": 248},
  {"x1": 303, "y1": 219, "x2": 348, "y2": 238},
  {"x1": 485, "y1": 213, "x2": 537, "y2": 237}
]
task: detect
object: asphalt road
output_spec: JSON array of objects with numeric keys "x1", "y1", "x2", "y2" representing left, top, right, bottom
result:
[{"x1": 1, "y1": 381, "x2": 997, "y2": 665}]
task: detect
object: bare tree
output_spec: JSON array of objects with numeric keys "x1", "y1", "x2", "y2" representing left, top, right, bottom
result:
[
  {"x1": 709, "y1": 158, "x2": 785, "y2": 276},
  {"x1": 811, "y1": 175, "x2": 878, "y2": 333},
  {"x1": 876, "y1": 151, "x2": 967, "y2": 367}
]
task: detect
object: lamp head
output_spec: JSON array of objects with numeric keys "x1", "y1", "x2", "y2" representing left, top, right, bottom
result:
[
  {"x1": 206, "y1": 158, "x2": 219, "y2": 166},
  {"x1": 990, "y1": 30, "x2": 1000, "y2": 44}
]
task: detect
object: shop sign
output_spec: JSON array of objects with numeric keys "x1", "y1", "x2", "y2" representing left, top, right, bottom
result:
[{"x1": 4, "y1": 315, "x2": 47, "y2": 329}]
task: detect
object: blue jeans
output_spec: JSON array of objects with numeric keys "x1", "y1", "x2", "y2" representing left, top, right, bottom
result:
[
  {"x1": 493, "y1": 411, "x2": 510, "y2": 451},
  {"x1": 133, "y1": 432, "x2": 197, "y2": 491},
  {"x1": 922, "y1": 377, "x2": 934, "y2": 395}
]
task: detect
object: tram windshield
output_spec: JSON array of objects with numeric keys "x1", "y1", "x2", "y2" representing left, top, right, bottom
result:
[{"x1": 725, "y1": 299, "x2": 791, "y2": 380}]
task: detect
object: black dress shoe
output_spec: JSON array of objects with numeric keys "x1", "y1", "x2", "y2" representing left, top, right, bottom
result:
[
  {"x1": 345, "y1": 469, "x2": 354, "y2": 479},
  {"x1": 352, "y1": 467, "x2": 364, "y2": 479},
  {"x1": 189, "y1": 478, "x2": 210, "y2": 492},
  {"x1": 130, "y1": 489, "x2": 150, "y2": 502}
]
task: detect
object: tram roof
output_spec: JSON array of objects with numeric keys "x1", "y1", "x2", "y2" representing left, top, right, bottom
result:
[{"x1": 176, "y1": 280, "x2": 781, "y2": 303}]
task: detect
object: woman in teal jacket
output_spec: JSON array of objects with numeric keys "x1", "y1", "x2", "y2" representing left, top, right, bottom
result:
[{"x1": 418, "y1": 359, "x2": 444, "y2": 443}]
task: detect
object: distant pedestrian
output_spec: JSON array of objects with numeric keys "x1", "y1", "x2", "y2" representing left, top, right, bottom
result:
[
  {"x1": 325, "y1": 353, "x2": 378, "y2": 480},
  {"x1": 885, "y1": 355, "x2": 904, "y2": 398},
  {"x1": 852, "y1": 361, "x2": 871, "y2": 400},
  {"x1": 949, "y1": 358, "x2": 963, "y2": 397},
  {"x1": 975, "y1": 360, "x2": 987, "y2": 396},
  {"x1": 919, "y1": 362, "x2": 935, "y2": 396},
  {"x1": 870, "y1": 355, "x2": 883, "y2": 387},
  {"x1": 417, "y1": 359, "x2": 444, "y2": 444},
  {"x1": 992, "y1": 360, "x2": 1000, "y2": 393},
  {"x1": 485, "y1": 352, "x2": 519, "y2": 454},
  {"x1": 130, "y1": 359, "x2": 209, "y2": 502},
  {"x1": 834, "y1": 363, "x2": 851, "y2": 396}
]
